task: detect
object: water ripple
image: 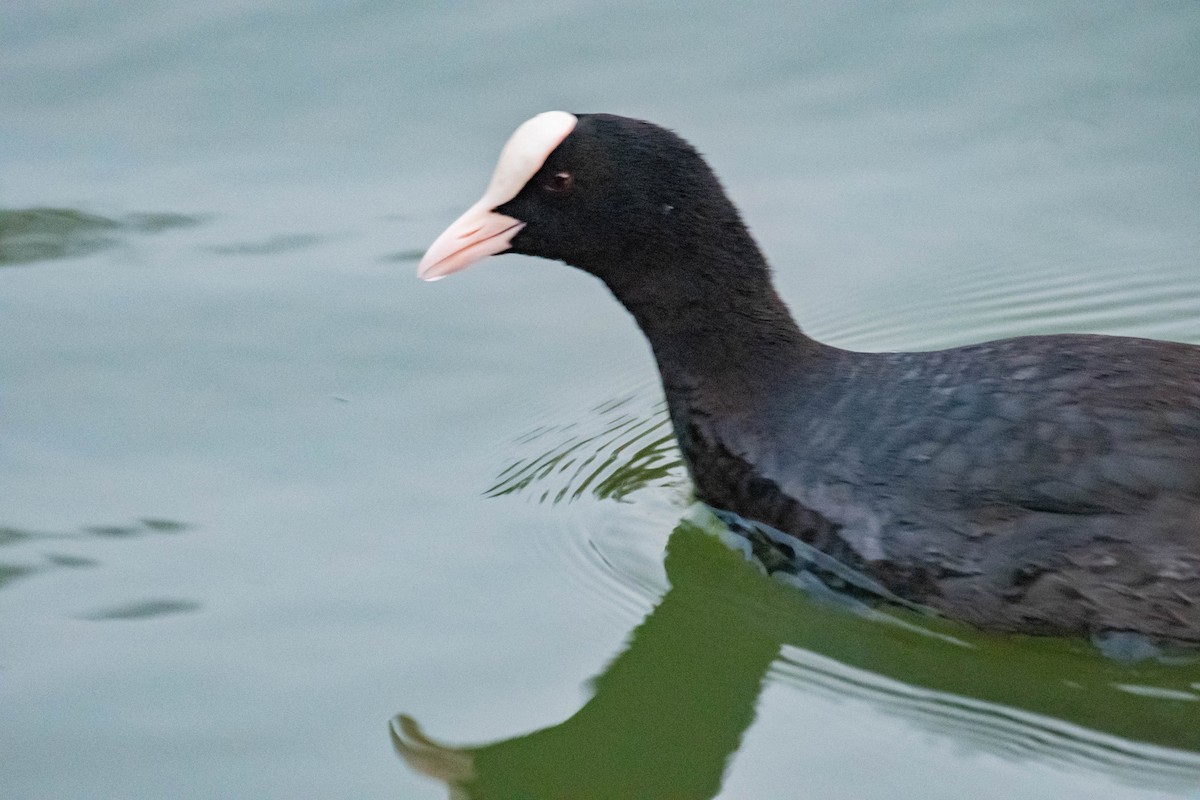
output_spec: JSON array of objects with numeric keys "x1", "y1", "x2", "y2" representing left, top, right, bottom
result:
[
  {"x1": 488, "y1": 384, "x2": 688, "y2": 625},
  {"x1": 488, "y1": 391, "x2": 685, "y2": 505},
  {"x1": 806, "y1": 247, "x2": 1199, "y2": 351},
  {"x1": 770, "y1": 650, "x2": 1200, "y2": 790}
]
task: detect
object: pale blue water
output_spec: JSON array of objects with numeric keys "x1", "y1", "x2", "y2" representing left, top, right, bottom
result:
[{"x1": 3, "y1": 2, "x2": 1199, "y2": 798}]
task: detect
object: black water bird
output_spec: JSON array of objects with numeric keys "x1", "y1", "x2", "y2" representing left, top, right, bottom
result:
[{"x1": 418, "y1": 112, "x2": 1200, "y2": 643}]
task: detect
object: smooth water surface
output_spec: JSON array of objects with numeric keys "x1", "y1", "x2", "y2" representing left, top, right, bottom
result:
[{"x1": 3, "y1": 2, "x2": 1199, "y2": 798}]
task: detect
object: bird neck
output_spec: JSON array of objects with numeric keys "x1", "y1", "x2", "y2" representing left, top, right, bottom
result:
[{"x1": 594, "y1": 242, "x2": 817, "y2": 413}]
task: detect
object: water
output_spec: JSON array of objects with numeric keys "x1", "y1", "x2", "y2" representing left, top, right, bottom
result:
[{"x1": 3, "y1": 2, "x2": 1199, "y2": 798}]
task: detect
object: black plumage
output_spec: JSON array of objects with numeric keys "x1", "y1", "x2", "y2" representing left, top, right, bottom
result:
[{"x1": 456, "y1": 114, "x2": 1200, "y2": 642}]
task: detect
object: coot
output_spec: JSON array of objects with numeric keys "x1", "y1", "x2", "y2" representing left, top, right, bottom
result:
[{"x1": 418, "y1": 112, "x2": 1200, "y2": 643}]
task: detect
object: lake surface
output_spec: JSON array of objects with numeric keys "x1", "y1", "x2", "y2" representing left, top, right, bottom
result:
[{"x1": 3, "y1": 2, "x2": 1199, "y2": 798}]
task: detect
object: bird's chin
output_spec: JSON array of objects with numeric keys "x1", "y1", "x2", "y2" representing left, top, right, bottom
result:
[{"x1": 503, "y1": 231, "x2": 559, "y2": 264}]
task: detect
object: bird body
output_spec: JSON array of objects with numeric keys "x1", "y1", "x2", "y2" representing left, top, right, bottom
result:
[
  {"x1": 679, "y1": 335, "x2": 1200, "y2": 639},
  {"x1": 419, "y1": 112, "x2": 1200, "y2": 642}
]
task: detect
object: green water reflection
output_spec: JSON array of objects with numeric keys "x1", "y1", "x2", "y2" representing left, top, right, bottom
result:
[{"x1": 396, "y1": 511, "x2": 1199, "y2": 799}]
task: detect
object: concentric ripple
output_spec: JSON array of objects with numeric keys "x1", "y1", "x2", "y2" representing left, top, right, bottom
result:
[
  {"x1": 487, "y1": 381, "x2": 689, "y2": 625},
  {"x1": 487, "y1": 390, "x2": 685, "y2": 506}
]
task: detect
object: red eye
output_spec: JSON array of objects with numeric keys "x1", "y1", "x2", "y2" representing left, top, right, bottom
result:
[{"x1": 544, "y1": 171, "x2": 573, "y2": 194}]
